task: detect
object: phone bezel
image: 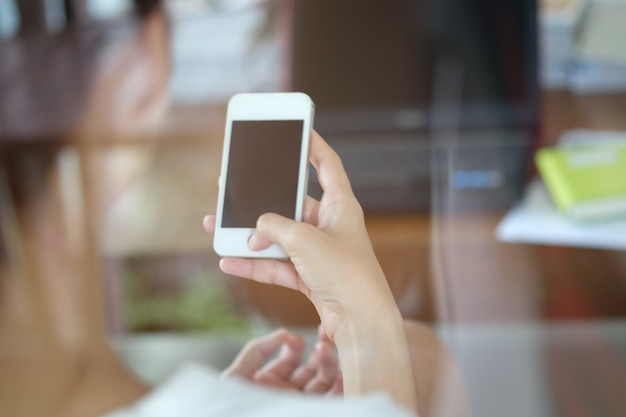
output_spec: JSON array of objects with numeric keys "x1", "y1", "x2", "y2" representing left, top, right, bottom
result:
[{"x1": 214, "y1": 92, "x2": 314, "y2": 259}]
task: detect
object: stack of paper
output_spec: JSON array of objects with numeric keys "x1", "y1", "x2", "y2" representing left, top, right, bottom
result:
[
  {"x1": 496, "y1": 130, "x2": 626, "y2": 250},
  {"x1": 535, "y1": 142, "x2": 626, "y2": 221},
  {"x1": 496, "y1": 179, "x2": 626, "y2": 250}
]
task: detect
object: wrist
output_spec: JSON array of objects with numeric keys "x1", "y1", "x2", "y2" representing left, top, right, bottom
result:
[
  {"x1": 333, "y1": 300, "x2": 418, "y2": 414},
  {"x1": 333, "y1": 297, "x2": 405, "y2": 359}
]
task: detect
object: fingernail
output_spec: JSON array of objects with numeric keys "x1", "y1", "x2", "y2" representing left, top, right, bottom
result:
[{"x1": 248, "y1": 233, "x2": 260, "y2": 249}]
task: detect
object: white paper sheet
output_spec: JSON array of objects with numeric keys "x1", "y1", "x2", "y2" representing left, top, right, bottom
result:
[
  {"x1": 495, "y1": 130, "x2": 626, "y2": 251},
  {"x1": 495, "y1": 179, "x2": 626, "y2": 250}
]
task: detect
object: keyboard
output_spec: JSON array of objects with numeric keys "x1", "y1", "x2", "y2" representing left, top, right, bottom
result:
[{"x1": 308, "y1": 132, "x2": 530, "y2": 213}]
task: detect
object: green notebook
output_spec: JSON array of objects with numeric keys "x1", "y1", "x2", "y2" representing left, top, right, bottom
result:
[{"x1": 535, "y1": 144, "x2": 626, "y2": 221}]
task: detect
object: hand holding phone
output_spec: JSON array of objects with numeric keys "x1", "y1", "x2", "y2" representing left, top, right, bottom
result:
[
  {"x1": 204, "y1": 131, "x2": 419, "y2": 413},
  {"x1": 213, "y1": 92, "x2": 314, "y2": 258}
]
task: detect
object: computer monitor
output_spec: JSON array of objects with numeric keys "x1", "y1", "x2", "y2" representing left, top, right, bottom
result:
[
  {"x1": 282, "y1": 0, "x2": 539, "y2": 213},
  {"x1": 288, "y1": 0, "x2": 539, "y2": 136}
]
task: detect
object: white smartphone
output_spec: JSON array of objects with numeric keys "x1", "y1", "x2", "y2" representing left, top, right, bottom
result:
[{"x1": 213, "y1": 92, "x2": 315, "y2": 259}]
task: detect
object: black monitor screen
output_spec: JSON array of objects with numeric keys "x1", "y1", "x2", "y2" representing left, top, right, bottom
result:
[{"x1": 288, "y1": 0, "x2": 538, "y2": 134}]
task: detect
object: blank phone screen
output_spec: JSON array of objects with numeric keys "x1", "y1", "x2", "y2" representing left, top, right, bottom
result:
[{"x1": 222, "y1": 120, "x2": 305, "y2": 228}]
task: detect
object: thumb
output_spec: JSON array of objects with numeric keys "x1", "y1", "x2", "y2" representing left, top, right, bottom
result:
[{"x1": 255, "y1": 213, "x2": 322, "y2": 255}]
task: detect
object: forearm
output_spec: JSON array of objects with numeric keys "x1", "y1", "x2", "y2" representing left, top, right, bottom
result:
[{"x1": 334, "y1": 296, "x2": 419, "y2": 415}]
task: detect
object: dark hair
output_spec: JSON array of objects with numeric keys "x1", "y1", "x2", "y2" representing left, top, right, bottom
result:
[
  {"x1": 0, "y1": 147, "x2": 7, "y2": 266},
  {"x1": 0, "y1": 143, "x2": 58, "y2": 267},
  {"x1": 136, "y1": 0, "x2": 164, "y2": 17},
  {"x1": 0, "y1": 0, "x2": 166, "y2": 268}
]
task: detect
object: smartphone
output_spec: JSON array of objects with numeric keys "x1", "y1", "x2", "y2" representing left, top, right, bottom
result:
[{"x1": 213, "y1": 92, "x2": 315, "y2": 259}]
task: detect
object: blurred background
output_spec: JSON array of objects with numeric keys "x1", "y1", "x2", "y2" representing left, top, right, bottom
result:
[{"x1": 1, "y1": 0, "x2": 626, "y2": 416}]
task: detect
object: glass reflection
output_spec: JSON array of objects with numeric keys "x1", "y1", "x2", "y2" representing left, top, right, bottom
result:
[{"x1": 1, "y1": 1, "x2": 626, "y2": 417}]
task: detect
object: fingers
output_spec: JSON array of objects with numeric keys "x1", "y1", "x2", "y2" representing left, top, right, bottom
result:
[
  {"x1": 252, "y1": 372, "x2": 298, "y2": 391},
  {"x1": 291, "y1": 341, "x2": 340, "y2": 395},
  {"x1": 306, "y1": 324, "x2": 343, "y2": 395},
  {"x1": 328, "y1": 372, "x2": 344, "y2": 396},
  {"x1": 247, "y1": 233, "x2": 273, "y2": 251},
  {"x1": 219, "y1": 257, "x2": 304, "y2": 293},
  {"x1": 203, "y1": 214, "x2": 216, "y2": 233},
  {"x1": 205, "y1": 131, "x2": 353, "y2": 244},
  {"x1": 309, "y1": 131, "x2": 353, "y2": 199},
  {"x1": 203, "y1": 194, "x2": 320, "y2": 251},
  {"x1": 252, "y1": 339, "x2": 307, "y2": 389},
  {"x1": 247, "y1": 195, "x2": 321, "y2": 251},
  {"x1": 221, "y1": 328, "x2": 302, "y2": 380},
  {"x1": 250, "y1": 335, "x2": 341, "y2": 396},
  {"x1": 255, "y1": 212, "x2": 323, "y2": 256},
  {"x1": 223, "y1": 327, "x2": 342, "y2": 396},
  {"x1": 303, "y1": 195, "x2": 320, "y2": 226},
  {"x1": 207, "y1": 215, "x2": 302, "y2": 287},
  {"x1": 317, "y1": 323, "x2": 333, "y2": 344},
  {"x1": 258, "y1": 338, "x2": 306, "y2": 380}
]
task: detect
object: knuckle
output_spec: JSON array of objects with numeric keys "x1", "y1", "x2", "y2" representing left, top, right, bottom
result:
[
  {"x1": 242, "y1": 338, "x2": 260, "y2": 353},
  {"x1": 349, "y1": 198, "x2": 365, "y2": 220},
  {"x1": 283, "y1": 222, "x2": 315, "y2": 251},
  {"x1": 332, "y1": 151, "x2": 346, "y2": 170},
  {"x1": 333, "y1": 192, "x2": 365, "y2": 221},
  {"x1": 256, "y1": 212, "x2": 272, "y2": 229}
]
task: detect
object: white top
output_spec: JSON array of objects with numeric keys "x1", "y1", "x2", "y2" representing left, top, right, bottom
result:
[{"x1": 101, "y1": 363, "x2": 414, "y2": 417}]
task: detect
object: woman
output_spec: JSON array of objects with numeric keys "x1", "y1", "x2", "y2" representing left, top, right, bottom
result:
[{"x1": 0, "y1": 3, "x2": 467, "y2": 417}]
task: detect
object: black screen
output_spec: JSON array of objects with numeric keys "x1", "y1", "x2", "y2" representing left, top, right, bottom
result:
[
  {"x1": 288, "y1": 0, "x2": 538, "y2": 134},
  {"x1": 222, "y1": 120, "x2": 304, "y2": 228}
]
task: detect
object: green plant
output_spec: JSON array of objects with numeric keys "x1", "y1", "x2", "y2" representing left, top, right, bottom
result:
[{"x1": 123, "y1": 266, "x2": 249, "y2": 333}]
